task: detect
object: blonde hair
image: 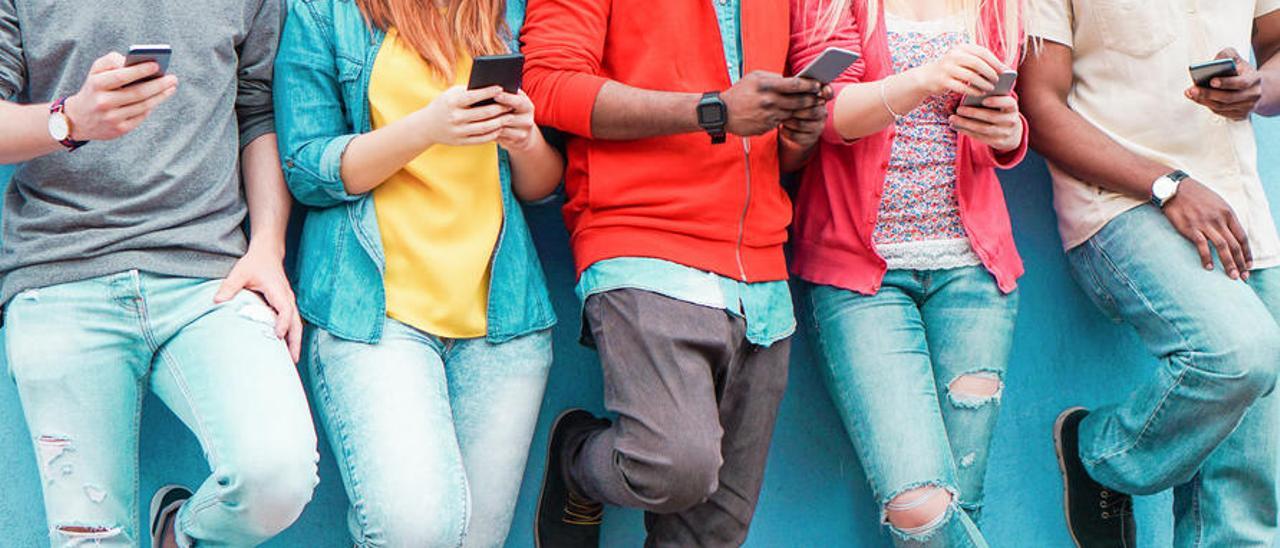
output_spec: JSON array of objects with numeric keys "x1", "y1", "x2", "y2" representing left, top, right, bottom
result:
[
  {"x1": 813, "y1": 0, "x2": 1026, "y2": 66},
  {"x1": 357, "y1": 0, "x2": 510, "y2": 79}
]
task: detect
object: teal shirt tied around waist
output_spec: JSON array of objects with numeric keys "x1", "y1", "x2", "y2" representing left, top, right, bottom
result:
[
  {"x1": 273, "y1": 0, "x2": 555, "y2": 344},
  {"x1": 575, "y1": 0, "x2": 795, "y2": 348}
]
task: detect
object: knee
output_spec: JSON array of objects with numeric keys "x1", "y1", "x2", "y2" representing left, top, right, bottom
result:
[
  {"x1": 366, "y1": 506, "x2": 469, "y2": 548},
  {"x1": 621, "y1": 437, "x2": 722, "y2": 513},
  {"x1": 946, "y1": 371, "x2": 1004, "y2": 409},
  {"x1": 1213, "y1": 325, "x2": 1280, "y2": 399},
  {"x1": 216, "y1": 449, "x2": 319, "y2": 539},
  {"x1": 883, "y1": 485, "x2": 959, "y2": 542}
]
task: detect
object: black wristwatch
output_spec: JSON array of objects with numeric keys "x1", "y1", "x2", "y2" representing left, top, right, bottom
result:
[{"x1": 697, "y1": 91, "x2": 728, "y2": 144}]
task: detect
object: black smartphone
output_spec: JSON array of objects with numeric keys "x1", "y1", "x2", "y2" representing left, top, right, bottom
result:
[
  {"x1": 124, "y1": 44, "x2": 172, "y2": 86},
  {"x1": 1189, "y1": 58, "x2": 1238, "y2": 87},
  {"x1": 468, "y1": 53, "x2": 524, "y2": 106},
  {"x1": 961, "y1": 70, "x2": 1018, "y2": 108},
  {"x1": 796, "y1": 47, "x2": 860, "y2": 85}
]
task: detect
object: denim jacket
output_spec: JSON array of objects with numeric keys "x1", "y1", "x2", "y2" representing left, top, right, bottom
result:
[{"x1": 274, "y1": 0, "x2": 555, "y2": 344}]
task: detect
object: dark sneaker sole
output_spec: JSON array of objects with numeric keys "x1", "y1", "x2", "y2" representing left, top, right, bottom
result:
[
  {"x1": 535, "y1": 409, "x2": 581, "y2": 548},
  {"x1": 1054, "y1": 407, "x2": 1087, "y2": 548}
]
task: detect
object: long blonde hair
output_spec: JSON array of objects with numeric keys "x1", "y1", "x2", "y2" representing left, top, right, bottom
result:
[
  {"x1": 357, "y1": 0, "x2": 509, "y2": 79},
  {"x1": 813, "y1": 0, "x2": 1025, "y2": 65}
]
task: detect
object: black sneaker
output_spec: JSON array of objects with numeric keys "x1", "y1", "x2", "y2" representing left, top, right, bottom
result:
[
  {"x1": 536, "y1": 409, "x2": 610, "y2": 548},
  {"x1": 1054, "y1": 407, "x2": 1136, "y2": 548},
  {"x1": 149, "y1": 484, "x2": 192, "y2": 548}
]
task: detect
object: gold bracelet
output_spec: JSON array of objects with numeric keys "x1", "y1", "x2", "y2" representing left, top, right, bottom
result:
[{"x1": 880, "y1": 78, "x2": 904, "y2": 121}]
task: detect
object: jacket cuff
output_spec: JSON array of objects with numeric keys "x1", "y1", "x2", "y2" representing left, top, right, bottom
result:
[
  {"x1": 821, "y1": 83, "x2": 856, "y2": 145},
  {"x1": 321, "y1": 134, "x2": 359, "y2": 197},
  {"x1": 548, "y1": 72, "x2": 609, "y2": 139}
]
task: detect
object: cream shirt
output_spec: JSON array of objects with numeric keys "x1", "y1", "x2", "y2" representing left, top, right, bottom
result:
[{"x1": 1029, "y1": 0, "x2": 1280, "y2": 267}]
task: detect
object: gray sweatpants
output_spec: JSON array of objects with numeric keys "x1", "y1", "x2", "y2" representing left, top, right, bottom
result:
[{"x1": 567, "y1": 288, "x2": 791, "y2": 547}]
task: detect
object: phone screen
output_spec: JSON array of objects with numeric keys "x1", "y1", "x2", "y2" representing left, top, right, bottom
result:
[
  {"x1": 961, "y1": 70, "x2": 1018, "y2": 108},
  {"x1": 468, "y1": 53, "x2": 524, "y2": 106},
  {"x1": 797, "y1": 47, "x2": 860, "y2": 85},
  {"x1": 124, "y1": 44, "x2": 172, "y2": 85}
]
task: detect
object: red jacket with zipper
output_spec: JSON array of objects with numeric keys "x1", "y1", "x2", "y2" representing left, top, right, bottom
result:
[
  {"x1": 788, "y1": 0, "x2": 1027, "y2": 295},
  {"x1": 521, "y1": 0, "x2": 793, "y2": 282}
]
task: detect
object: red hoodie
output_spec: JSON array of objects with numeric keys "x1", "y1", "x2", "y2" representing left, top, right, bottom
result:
[
  {"x1": 521, "y1": 0, "x2": 794, "y2": 282},
  {"x1": 788, "y1": 0, "x2": 1028, "y2": 294}
]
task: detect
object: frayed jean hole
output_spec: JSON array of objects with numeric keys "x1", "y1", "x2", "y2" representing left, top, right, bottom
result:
[
  {"x1": 53, "y1": 524, "x2": 123, "y2": 540},
  {"x1": 958, "y1": 452, "x2": 977, "y2": 468},
  {"x1": 948, "y1": 372, "x2": 1004, "y2": 406},
  {"x1": 36, "y1": 436, "x2": 75, "y2": 482},
  {"x1": 237, "y1": 302, "x2": 279, "y2": 338},
  {"x1": 884, "y1": 485, "x2": 954, "y2": 533}
]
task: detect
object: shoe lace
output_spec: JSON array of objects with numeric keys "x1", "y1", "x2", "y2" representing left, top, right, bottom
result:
[
  {"x1": 563, "y1": 491, "x2": 603, "y2": 526},
  {"x1": 1098, "y1": 489, "x2": 1133, "y2": 520}
]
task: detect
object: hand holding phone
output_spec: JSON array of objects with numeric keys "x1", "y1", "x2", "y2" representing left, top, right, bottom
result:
[
  {"x1": 59, "y1": 50, "x2": 178, "y2": 142},
  {"x1": 961, "y1": 70, "x2": 1017, "y2": 108},
  {"x1": 1185, "y1": 48, "x2": 1261, "y2": 121},
  {"x1": 124, "y1": 45, "x2": 172, "y2": 86}
]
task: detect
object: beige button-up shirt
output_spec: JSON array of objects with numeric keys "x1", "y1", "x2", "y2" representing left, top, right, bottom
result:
[{"x1": 1029, "y1": 0, "x2": 1280, "y2": 267}]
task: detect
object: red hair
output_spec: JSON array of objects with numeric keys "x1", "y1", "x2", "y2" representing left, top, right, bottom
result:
[{"x1": 356, "y1": 0, "x2": 509, "y2": 78}]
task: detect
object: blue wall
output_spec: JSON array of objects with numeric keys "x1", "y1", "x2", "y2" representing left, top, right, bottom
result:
[{"x1": 2, "y1": 120, "x2": 1279, "y2": 547}]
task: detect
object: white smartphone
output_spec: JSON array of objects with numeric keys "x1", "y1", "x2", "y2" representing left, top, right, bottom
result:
[
  {"x1": 124, "y1": 44, "x2": 172, "y2": 85},
  {"x1": 961, "y1": 70, "x2": 1018, "y2": 108},
  {"x1": 796, "y1": 47, "x2": 860, "y2": 85}
]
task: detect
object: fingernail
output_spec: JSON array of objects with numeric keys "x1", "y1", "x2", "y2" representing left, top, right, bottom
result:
[{"x1": 1205, "y1": 264, "x2": 1213, "y2": 270}]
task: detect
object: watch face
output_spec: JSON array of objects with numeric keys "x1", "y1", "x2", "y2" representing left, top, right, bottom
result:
[
  {"x1": 698, "y1": 102, "x2": 725, "y2": 125},
  {"x1": 48, "y1": 112, "x2": 70, "y2": 141},
  {"x1": 1153, "y1": 177, "x2": 1176, "y2": 200}
]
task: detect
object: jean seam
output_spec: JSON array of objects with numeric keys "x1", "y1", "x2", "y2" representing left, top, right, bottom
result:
[
  {"x1": 309, "y1": 333, "x2": 374, "y2": 542},
  {"x1": 1086, "y1": 239, "x2": 1200, "y2": 464}
]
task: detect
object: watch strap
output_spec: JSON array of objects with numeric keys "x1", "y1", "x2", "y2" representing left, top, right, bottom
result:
[{"x1": 50, "y1": 97, "x2": 88, "y2": 151}]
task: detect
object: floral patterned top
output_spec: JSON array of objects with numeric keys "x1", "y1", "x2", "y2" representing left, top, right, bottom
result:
[{"x1": 873, "y1": 13, "x2": 983, "y2": 271}]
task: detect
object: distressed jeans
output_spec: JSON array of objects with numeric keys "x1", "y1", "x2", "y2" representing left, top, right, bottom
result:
[
  {"x1": 308, "y1": 319, "x2": 552, "y2": 548},
  {"x1": 802, "y1": 266, "x2": 1019, "y2": 547},
  {"x1": 3, "y1": 270, "x2": 319, "y2": 547},
  {"x1": 1067, "y1": 206, "x2": 1280, "y2": 547}
]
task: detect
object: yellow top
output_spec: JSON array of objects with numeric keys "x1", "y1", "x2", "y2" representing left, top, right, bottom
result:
[{"x1": 369, "y1": 29, "x2": 502, "y2": 338}]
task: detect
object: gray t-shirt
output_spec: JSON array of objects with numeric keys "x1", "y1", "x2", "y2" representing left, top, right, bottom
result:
[{"x1": 0, "y1": 0, "x2": 282, "y2": 303}]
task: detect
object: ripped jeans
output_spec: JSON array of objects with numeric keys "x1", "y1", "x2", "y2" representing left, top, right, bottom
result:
[
  {"x1": 3, "y1": 271, "x2": 319, "y2": 547},
  {"x1": 802, "y1": 267, "x2": 1018, "y2": 547}
]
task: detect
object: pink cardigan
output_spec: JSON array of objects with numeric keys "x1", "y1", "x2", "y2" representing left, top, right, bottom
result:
[{"x1": 788, "y1": 0, "x2": 1027, "y2": 295}]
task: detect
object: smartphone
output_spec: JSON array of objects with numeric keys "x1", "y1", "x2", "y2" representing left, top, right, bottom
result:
[
  {"x1": 1189, "y1": 58, "x2": 1238, "y2": 88},
  {"x1": 961, "y1": 70, "x2": 1018, "y2": 108},
  {"x1": 124, "y1": 44, "x2": 172, "y2": 85},
  {"x1": 796, "y1": 47, "x2": 860, "y2": 85},
  {"x1": 468, "y1": 53, "x2": 524, "y2": 106}
]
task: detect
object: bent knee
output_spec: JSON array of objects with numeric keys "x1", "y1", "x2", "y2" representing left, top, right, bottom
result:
[
  {"x1": 884, "y1": 485, "x2": 957, "y2": 541},
  {"x1": 216, "y1": 452, "x2": 319, "y2": 538},
  {"x1": 621, "y1": 442, "x2": 723, "y2": 513},
  {"x1": 1209, "y1": 326, "x2": 1280, "y2": 397},
  {"x1": 366, "y1": 508, "x2": 469, "y2": 548}
]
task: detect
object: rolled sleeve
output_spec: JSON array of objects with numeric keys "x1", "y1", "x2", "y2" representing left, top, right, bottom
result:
[
  {"x1": 0, "y1": 0, "x2": 23, "y2": 100},
  {"x1": 1028, "y1": 0, "x2": 1074, "y2": 47},
  {"x1": 274, "y1": 0, "x2": 361, "y2": 207},
  {"x1": 236, "y1": 0, "x2": 284, "y2": 149},
  {"x1": 1260, "y1": 0, "x2": 1280, "y2": 18},
  {"x1": 521, "y1": 0, "x2": 611, "y2": 138}
]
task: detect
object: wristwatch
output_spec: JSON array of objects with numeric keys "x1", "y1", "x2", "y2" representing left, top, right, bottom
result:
[
  {"x1": 1150, "y1": 169, "x2": 1189, "y2": 208},
  {"x1": 48, "y1": 97, "x2": 88, "y2": 151},
  {"x1": 697, "y1": 91, "x2": 728, "y2": 145}
]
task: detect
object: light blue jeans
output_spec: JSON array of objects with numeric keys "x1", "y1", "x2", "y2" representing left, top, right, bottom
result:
[
  {"x1": 1067, "y1": 205, "x2": 1280, "y2": 547},
  {"x1": 308, "y1": 318, "x2": 552, "y2": 548},
  {"x1": 3, "y1": 271, "x2": 319, "y2": 547},
  {"x1": 803, "y1": 266, "x2": 1019, "y2": 547}
]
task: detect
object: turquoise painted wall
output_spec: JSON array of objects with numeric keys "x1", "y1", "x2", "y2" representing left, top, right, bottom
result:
[{"x1": 1, "y1": 119, "x2": 1278, "y2": 546}]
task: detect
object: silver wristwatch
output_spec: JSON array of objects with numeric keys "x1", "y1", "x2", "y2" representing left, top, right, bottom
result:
[{"x1": 1150, "y1": 170, "x2": 1189, "y2": 208}]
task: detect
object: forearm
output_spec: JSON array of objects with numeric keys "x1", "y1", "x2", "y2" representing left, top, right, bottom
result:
[
  {"x1": 779, "y1": 136, "x2": 817, "y2": 173},
  {"x1": 590, "y1": 81, "x2": 702, "y2": 140},
  {"x1": 339, "y1": 113, "x2": 433, "y2": 195},
  {"x1": 1256, "y1": 54, "x2": 1280, "y2": 116},
  {"x1": 832, "y1": 73, "x2": 930, "y2": 140},
  {"x1": 242, "y1": 134, "x2": 291, "y2": 257},
  {"x1": 1023, "y1": 94, "x2": 1166, "y2": 200},
  {"x1": 508, "y1": 130, "x2": 564, "y2": 202},
  {"x1": 0, "y1": 101, "x2": 60, "y2": 163}
]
